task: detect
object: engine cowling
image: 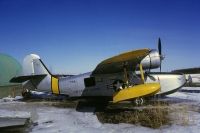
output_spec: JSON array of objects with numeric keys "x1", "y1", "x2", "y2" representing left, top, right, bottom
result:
[{"x1": 140, "y1": 49, "x2": 161, "y2": 70}]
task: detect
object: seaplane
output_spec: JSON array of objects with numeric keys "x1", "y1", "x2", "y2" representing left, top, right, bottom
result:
[{"x1": 10, "y1": 38, "x2": 186, "y2": 104}]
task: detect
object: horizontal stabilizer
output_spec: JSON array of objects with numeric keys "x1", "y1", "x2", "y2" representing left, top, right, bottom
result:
[
  {"x1": 10, "y1": 74, "x2": 47, "y2": 83},
  {"x1": 113, "y1": 83, "x2": 160, "y2": 103}
]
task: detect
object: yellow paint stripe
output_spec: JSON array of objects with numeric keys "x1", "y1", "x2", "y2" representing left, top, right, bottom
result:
[{"x1": 51, "y1": 76, "x2": 59, "y2": 94}]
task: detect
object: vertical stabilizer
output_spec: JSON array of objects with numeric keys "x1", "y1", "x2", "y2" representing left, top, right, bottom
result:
[
  {"x1": 22, "y1": 54, "x2": 51, "y2": 76},
  {"x1": 10, "y1": 54, "x2": 58, "y2": 94}
]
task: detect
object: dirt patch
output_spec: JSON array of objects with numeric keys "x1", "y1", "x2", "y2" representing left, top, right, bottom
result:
[{"x1": 96, "y1": 102, "x2": 192, "y2": 128}]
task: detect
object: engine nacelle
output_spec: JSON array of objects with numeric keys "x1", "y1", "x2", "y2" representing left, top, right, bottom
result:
[{"x1": 140, "y1": 49, "x2": 161, "y2": 70}]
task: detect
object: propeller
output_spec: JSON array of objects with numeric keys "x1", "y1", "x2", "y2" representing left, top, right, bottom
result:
[
  {"x1": 158, "y1": 37, "x2": 164, "y2": 72},
  {"x1": 158, "y1": 38, "x2": 162, "y2": 56}
]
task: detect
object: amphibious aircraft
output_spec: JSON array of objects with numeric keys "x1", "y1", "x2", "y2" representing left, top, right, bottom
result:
[{"x1": 10, "y1": 39, "x2": 186, "y2": 103}]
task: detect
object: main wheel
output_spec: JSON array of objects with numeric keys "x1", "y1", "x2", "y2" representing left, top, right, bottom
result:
[{"x1": 22, "y1": 89, "x2": 31, "y2": 99}]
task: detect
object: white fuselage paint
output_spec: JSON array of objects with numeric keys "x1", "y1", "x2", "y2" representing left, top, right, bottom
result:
[
  {"x1": 59, "y1": 73, "x2": 90, "y2": 97},
  {"x1": 58, "y1": 72, "x2": 120, "y2": 97}
]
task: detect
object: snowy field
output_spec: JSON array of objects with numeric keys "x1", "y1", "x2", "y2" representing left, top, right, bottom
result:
[{"x1": 1, "y1": 87, "x2": 200, "y2": 133}]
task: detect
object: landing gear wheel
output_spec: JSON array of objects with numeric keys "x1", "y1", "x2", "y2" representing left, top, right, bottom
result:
[
  {"x1": 135, "y1": 98, "x2": 144, "y2": 105},
  {"x1": 22, "y1": 89, "x2": 31, "y2": 99}
]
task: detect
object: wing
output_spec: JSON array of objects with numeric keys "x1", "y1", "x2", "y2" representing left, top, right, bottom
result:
[{"x1": 92, "y1": 48, "x2": 150, "y2": 75}]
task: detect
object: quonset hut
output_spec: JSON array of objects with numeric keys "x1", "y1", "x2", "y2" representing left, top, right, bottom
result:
[{"x1": 0, "y1": 53, "x2": 22, "y2": 86}]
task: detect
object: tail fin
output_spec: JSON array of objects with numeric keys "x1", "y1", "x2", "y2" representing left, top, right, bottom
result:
[
  {"x1": 22, "y1": 54, "x2": 51, "y2": 76},
  {"x1": 10, "y1": 54, "x2": 51, "y2": 83},
  {"x1": 10, "y1": 54, "x2": 56, "y2": 94}
]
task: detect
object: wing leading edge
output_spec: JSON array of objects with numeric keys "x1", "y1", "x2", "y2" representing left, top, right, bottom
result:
[{"x1": 92, "y1": 48, "x2": 150, "y2": 75}]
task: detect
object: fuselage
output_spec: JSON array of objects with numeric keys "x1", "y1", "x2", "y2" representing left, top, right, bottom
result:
[{"x1": 35, "y1": 71, "x2": 186, "y2": 98}]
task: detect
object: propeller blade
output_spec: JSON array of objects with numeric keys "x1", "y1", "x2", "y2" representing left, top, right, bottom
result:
[
  {"x1": 160, "y1": 64, "x2": 161, "y2": 72},
  {"x1": 158, "y1": 38, "x2": 162, "y2": 56},
  {"x1": 158, "y1": 38, "x2": 162, "y2": 72}
]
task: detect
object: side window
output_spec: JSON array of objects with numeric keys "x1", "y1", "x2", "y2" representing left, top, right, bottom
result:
[{"x1": 84, "y1": 77, "x2": 96, "y2": 87}]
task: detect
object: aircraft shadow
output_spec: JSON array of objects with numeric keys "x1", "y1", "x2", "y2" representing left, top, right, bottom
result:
[{"x1": 76, "y1": 101, "x2": 108, "y2": 112}]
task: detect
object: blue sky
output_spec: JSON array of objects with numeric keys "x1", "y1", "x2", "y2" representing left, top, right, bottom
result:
[{"x1": 0, "y1": 0, "x2": 200, "y2": 74}]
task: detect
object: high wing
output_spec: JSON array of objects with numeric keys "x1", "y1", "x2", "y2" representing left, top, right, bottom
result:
[{"x1": 92, "y1": 48, "x2": 150, "y2": 75}]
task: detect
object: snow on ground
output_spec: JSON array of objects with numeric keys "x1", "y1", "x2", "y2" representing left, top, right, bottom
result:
[
  {"x1": 168, "y1": 87, "x2": 200, "y2": 102},
  {"x1": 31, "y1": 107, "x2": 200, "y2": 133},
  {"x1": 0, "y1": 87, "x2": 200, "y2": 133},
  {"x1": 0, "y1": 109, "x2": 30, "y2": 118},
  {"x1": 31, "y1": 107, "x2": 161, "y2": 133}
]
